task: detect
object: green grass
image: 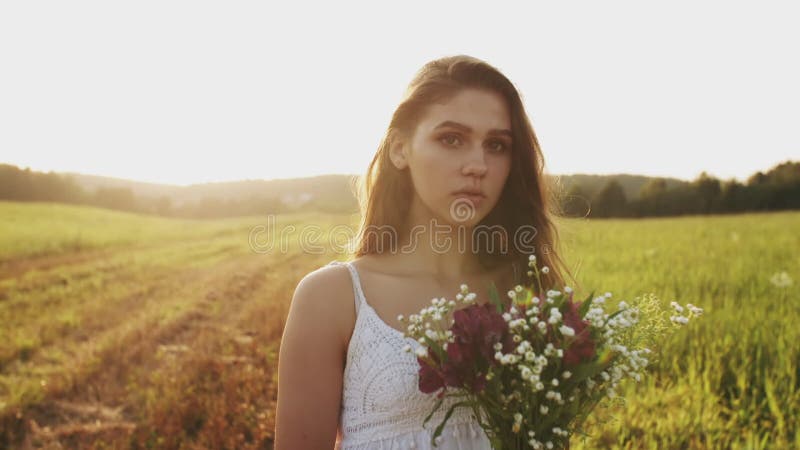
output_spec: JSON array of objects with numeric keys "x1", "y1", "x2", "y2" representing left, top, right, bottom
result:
[
  {"x1": 556, "y1": 211, "x2": 800, "y2": 448},
  {"x1": 0, "y1": 201, "x2": 797, "y2": 448}
]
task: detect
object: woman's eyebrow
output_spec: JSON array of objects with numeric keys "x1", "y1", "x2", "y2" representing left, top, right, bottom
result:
[{"x1": 432, "y1": 120, "x2": 512, "y2": 138}]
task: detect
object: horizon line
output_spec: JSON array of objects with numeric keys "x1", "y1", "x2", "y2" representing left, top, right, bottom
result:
[{"x1": 3, "y1": 160, "x2": 795, "y2": 188}]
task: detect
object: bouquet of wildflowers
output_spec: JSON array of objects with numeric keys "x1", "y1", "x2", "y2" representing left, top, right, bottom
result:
[{"x1": 399, "y1": 252, "x2": 703, "y2": 449}]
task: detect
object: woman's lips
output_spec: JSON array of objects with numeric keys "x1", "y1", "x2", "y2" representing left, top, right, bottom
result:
[{"x1": 453, "y1": 192, "x2": 485, "y2": 207}]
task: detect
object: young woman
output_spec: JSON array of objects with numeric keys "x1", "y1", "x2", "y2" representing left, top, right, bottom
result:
[{"x1": 275, "y1": 55, "x2": 573, "y2": 449}]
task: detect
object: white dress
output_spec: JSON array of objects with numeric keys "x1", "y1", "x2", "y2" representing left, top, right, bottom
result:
[{"x1": 327, "y1": 260, "x2": 492, "y2": 450}]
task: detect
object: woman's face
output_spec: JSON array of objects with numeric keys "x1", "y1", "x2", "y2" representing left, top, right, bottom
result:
[{"x1": 394, "y1": 88, "x2": 513, "y2": 228}]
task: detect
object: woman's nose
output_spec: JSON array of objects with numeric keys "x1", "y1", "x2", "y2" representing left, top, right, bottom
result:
[{"x1": 461, "y1": 148, "x2": 488, "y2": 177}]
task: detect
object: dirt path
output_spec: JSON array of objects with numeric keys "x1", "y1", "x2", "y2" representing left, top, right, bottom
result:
[{"x1": 3, "y1": 248, "x2": 313, "y2": 449}]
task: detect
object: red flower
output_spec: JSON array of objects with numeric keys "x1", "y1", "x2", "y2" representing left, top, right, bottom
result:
[
  {"x1": 417, "y1": 303, "x2": 512, "y2": 395},
  {"x1": 562, "y1": 297, "x2": 596, "y2": 366},
  {"x1": 452, "y1": 303, "x2": 514, "y2": 361},
  {"x1": 418, "y1": 352, "x2": 446, "y2": 394}
]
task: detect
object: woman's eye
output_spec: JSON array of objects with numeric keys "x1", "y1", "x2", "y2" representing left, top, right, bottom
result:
[
  {"x1": 439, "y1": 134, "x2": 462, "y2": 147},
  {"x1": 488, "y1": 140, "x2": 509, "y2": 153}
]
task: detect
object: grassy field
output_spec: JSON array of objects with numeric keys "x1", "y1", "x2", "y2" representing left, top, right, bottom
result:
[{"x1": 0, "y1": 201, "x2": 797, "y2": 448}]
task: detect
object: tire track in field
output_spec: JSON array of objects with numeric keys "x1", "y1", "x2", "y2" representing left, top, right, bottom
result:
[
  {"x1": 117, "y1": 250, "x2": 327, "y2": 450},
  {"x1": 1, "y1": 249, "x2": 265, "y2": 435},
  {"x1": 0, "y1": 248, "x2": 124, "y2": 283},
  {"x1": 4, "y1": 249, "x2": 309, "y2": 449},
  {"x1": 0, "y1": 233, "x2": 243, "y2": 283},
  {"x1": 0, "y1": 240, "x2": 248, "y2": 369}
]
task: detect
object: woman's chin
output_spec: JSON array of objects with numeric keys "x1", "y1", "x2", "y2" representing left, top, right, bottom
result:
[{"x1": 440, "y1": 214, "x2": 484, "y2": 231}]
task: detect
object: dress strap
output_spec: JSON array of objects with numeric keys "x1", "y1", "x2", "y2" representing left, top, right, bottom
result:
[{"x1": 327, "y1": 260, "x2": 365, "y2": 315}]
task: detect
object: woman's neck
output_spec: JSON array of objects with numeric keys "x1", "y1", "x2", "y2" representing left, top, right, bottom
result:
[{"x1": 386, "y1": 221, "x2": 487, "y2": 281}]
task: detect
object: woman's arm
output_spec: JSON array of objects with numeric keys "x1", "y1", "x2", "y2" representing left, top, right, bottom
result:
[{"x1": 274, "y1": 267, "x2": 349, "y2": 450}]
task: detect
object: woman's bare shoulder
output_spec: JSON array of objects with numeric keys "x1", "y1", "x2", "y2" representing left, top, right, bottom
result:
[
  {"x1": 299, "y1": 260, "x2": 351, "y2": 287},
  {"x1": 289, "y1": 261, "x2": 358, "y2": 346},
  {"x1": 276, "y1": 261, "x2": 356, "y2": 449}
]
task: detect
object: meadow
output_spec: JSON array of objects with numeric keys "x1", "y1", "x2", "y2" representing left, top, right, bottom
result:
[{"x1": 0, "y1": 200, "x2": 797, "y2": 448}]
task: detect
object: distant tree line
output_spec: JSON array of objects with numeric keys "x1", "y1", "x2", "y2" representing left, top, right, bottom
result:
[
  {"x1": 1, "y1": 161, "x2": 798, "y2": 219},
  {"x1": 561, "y1": 160, "x2": 800, "y2": 218},
  {"x1": 0, "y1": 164, "x2": 288, "y2": 218}
]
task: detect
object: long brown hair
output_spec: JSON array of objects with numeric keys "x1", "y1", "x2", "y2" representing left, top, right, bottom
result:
[{"x1": 349, "y1": 55, "x2": 575, "y2": 294}]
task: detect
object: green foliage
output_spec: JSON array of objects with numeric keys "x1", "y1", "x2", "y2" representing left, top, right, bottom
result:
[
  {"x1": 0, "y1": 163, "x2": 358, "y2": 219},
  {"x1": 590, "y1": 180, "x2": 627, "y2": 218},
  {"x1": 561, "y1": 160, "x2": 800, "y2": 218}
]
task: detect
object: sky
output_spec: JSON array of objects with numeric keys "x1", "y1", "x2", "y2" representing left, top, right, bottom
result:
[{"x1": 1, "y1": 1, "x2": 798, "y2": 186}]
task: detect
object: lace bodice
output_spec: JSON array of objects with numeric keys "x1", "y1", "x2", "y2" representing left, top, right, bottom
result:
[{"x1": 327, "y1": 260, "x2": 492, "y2": 449}]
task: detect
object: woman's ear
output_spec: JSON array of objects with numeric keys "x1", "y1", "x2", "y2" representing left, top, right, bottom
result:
[{"x1": 389, "y1": 140, "x2": 408, "y2": 170}]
